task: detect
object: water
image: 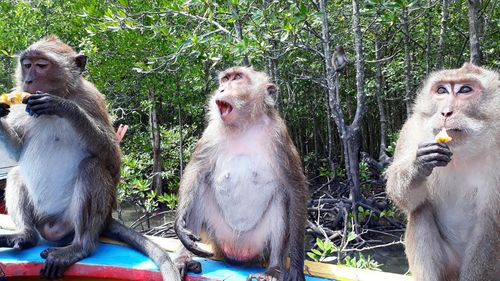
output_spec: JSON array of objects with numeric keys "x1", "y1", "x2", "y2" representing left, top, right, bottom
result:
[
  {"x1": 115, "y1": 204, "x2": 409, "y2": 274},
  {"x1": 112, "y1": 203, "x2": 174, "y2": 231}
]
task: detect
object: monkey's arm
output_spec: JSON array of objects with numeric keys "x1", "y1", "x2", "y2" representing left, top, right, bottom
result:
[
  {"x1": 386, "y1": 120, "x2": 452, "y2": 212},
  {"x1": 25, "y1": 92, "x2": 115, "y2": 156},
  {"x1": 175, "y1": 138, "x2": 214, "y2": 258},
  {"x1": 0, "y1": 105, "x2": 23, "y2": 161}
]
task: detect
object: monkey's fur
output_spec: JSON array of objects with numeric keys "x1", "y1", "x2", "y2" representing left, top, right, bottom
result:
[
  {"x1": 0, "y1": 36, "x2": 180, "y2": 280},
  {"x1": 386, "y1": 64, "x2": 500, "y2": 281},
  {"x1": 174, "y1": 66, "x2": 308, "y2": 281}
]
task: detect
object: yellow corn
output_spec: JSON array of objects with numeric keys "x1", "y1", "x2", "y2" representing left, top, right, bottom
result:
[
  {"x1": 435, "y1": 128, "x2": 452, "y2": 143},
  {"x1": 0, "y1": 92, "x2": 31, "y2": 106}
]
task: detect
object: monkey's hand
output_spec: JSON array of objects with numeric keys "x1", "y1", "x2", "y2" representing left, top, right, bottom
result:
[
  {"x1": 174, "y1": 216, "x2": 213, "y2": 258},
  {"x1": 415, "y1": 142, "x2": 452, "y2": 178},
  {"x1": 0, "y1": 232, "x2": 38, "y2": 250},
  {"x1": 0, "y1": 103, "x2": 10, "y2": 118},
  {"x1": 25, "y1": 92, "x2": 73, "y2": 118}
]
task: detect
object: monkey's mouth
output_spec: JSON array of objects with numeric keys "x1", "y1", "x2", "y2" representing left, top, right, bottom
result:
[{"x1": 216, "y1": 100, "x2": 233, "y2": 118}]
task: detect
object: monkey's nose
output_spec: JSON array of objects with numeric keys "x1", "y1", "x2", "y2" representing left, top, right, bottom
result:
[{"x1": 441, "y1": 110, "x2": 453, "y2": 118}]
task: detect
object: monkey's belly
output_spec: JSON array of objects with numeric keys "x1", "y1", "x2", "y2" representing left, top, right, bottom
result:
[
  {"x1": 19, "y1": 116, "x2": 88, "y2": 216},
  {"x1": 213, "y1": 154, "x2": 278, "y2": 233}
]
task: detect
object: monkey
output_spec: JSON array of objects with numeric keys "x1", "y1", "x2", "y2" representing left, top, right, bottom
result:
[
  {"x1": 174, "y1": 66, "x2": 308, "y2": 281},
  {"x1": 332, "y1": 45, "x2": 348, "y2": 73},
  {"x1": 0, "y1": 36, "x2": 180, "y2": 280},
  {"x1": 385, "y1": 63, "x2": 500, "y2": 281}
]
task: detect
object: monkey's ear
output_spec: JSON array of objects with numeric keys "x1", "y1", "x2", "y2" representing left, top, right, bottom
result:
[
  {"x1": 75, "y1": 53, "x2": 88, "y2": 74},
  {"x1": 267, "y1": 83, "x2": 278, "y2": 100}
]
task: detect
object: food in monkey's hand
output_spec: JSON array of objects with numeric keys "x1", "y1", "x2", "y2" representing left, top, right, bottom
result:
[
  {"x1": 0, "y1": 92, "x2": 31, "y2": 106},
  {"x1": 435, "y1": 127, "x2": 452, "y2": 143}
]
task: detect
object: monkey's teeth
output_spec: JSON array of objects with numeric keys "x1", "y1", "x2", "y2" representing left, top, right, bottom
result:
[{"x1": 216, "y1": 100, "x2": 233, "y2": 117}]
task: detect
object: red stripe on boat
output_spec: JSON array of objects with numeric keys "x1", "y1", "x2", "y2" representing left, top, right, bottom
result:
[{"x1": 0, "y1": 262, "x2": 222, "y2": 281}]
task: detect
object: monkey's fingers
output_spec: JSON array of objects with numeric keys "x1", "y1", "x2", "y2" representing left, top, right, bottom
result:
[
  {"x1": 417, "y1": 143, "x2": 452, "y2": 157},
  {"x1": 186, "y1": 260, "x2": 202, "y2": 274},
  {"x1": 0, "y1": 103, "x2": 10, "y2": 118},
  {"x1": 182, "y1": 240, "x2": 213, "y2": 258},
  {"x1": 419, "y1": 153, "x2": 452, "y2": 165},
  {"x1": 427, "y1": 160, "x2": 450, "y2": 168}
]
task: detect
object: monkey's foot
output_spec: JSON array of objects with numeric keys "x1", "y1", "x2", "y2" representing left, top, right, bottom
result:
[
  {"x1": 0, "y1": 232, "x2": 38, "y2": 250},
  {"x1": 247, "y1": 267, "x2": 281, "y2": 281},
  {"x1": 176, "y1": 257, "x2": 202, "y2": 277},
  {"x1": 40, "y1": 246, "x2": 87, "y2": 279}
]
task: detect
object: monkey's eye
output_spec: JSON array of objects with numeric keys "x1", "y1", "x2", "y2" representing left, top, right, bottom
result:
[
  {"x1": 458, "y1": 85, "x2": 472, "y2": 94},
  {"x1": 437, "y1": 86, "x2": 448, "y2": 94},
  {"x1": 221, "y1": 76, "x2": 229, "y2": 83},
  {"x1": 36, "y1": 63, "x2": 48, "y2": 69},
  {"x1": 23, "y1": 63, "x2": 32, "y2": 69},
  {"x1": 234, "y1": 73, "x2": 243, "y2": 80}
]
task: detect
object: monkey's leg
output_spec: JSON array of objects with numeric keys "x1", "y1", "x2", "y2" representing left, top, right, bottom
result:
[
  {"x1": 405, "y1": 204, "x2": 459, "y2": 281},
  {"x1": 40, "y1": 157, "x2": 111, "y2": 279},
  {"x1": 0, "y1": 167, "x2": 38, "y2": 249},
  {"x1": 459, "y1": 214, "x2": 500, "y2": 281},
  {"x1": 247, "y1": 199, "x2": 288, "y2": 281}
]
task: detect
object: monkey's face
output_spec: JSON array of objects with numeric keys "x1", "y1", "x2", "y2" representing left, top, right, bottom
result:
[
  {"x1": 416, "y1": 65, "x2": 495, "y2": 148},
  {"x1": 213, "y1": 68, "x2": 260, "y2": 124},
  {"x1": 19, "y1": 55, "x2": 62, "y2": 94}
]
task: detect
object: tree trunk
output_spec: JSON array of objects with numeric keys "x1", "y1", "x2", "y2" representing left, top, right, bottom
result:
[
  {"x1": 374, "y1": 32, "x2": 390, "y2": 164},
  {"x1": 436, "y1": 0, "x2": 449, "y2": 69},
  {"x1": 425, "y1": 0, "x2": 433, "y2": 76},
  {"x1": 148, "y1": 87, "x2": 163, "y2": 195},
  {"x1": 349, "y1": 0, "x2": 365, "y2": 206},
  {"x1": 266, "y1": 38, "x2": 281, "y2": 110},
  {"x1": 178, "y1": 103, "x2": 184, "y2": 178},
  {"x1": 468, "y1": 0, "x2": 482, "y2": 65},
  {"x1": 402, "y1": 6, "x2": 412, "y2": 116},
  {"x1": 231, "y1": 2, "x2": 250, "y2": 66},
  {"x1": 318, "y1": 0, "x2": 365, "y2": 220},
  {"x1": 326, "y1": 99, "x2": 336, "y2": 174}
]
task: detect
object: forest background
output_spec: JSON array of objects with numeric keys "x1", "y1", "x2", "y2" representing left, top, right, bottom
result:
[{"x1": 0, "y1": 0, "x2": 498, "y2": 274}]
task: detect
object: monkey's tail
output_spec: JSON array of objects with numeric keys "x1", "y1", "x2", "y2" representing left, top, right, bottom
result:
[{"x1": 104, "y1": 219, "x2": 181, "y2": 281}]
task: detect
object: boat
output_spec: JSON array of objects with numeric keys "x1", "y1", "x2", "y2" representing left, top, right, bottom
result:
[{"x1": 0, "y1": 214, "x2": 410, "y2": 281}]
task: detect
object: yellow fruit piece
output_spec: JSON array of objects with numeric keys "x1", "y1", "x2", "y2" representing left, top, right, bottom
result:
[
  {"x1": 0, "y1": 92, "x2": 31, "y2": 106},
  {"x1": 435, "y1": 128, "x2": 452, "y2": 143},
  {"x1": 0, "y1": 93, "x2": 9, "y2": 105}
]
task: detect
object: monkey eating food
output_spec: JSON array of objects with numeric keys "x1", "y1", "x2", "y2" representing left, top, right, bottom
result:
[
  {"x1": 0, "y1": 92, "x2": 31, "y2": 106},
  {"x1": 386, "y1": 63, "x2": 499, "y2": 281},
  {"x1": 174, "y1": 66, "x2": 309, "y2": 281},
  {"x1": 0, "y1": 36, "x2": 180, "y2": 280}
]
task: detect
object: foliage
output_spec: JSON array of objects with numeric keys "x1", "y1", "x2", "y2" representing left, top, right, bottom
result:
[
  {"x1": 341, "y1": 253, "x2": 383, "y2": 271},
  {"x1": 307, "y1": 236, "x2": 383, "y2": 271},
  {"x1": 307, "y1": 237, "x2": 338, "y2": 262}
]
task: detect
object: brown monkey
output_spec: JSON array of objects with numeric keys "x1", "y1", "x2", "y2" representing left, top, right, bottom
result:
[
  {"x1": 174, "y1": 66, "x2": 308, "y2": 281},
  {"x1": 386, "y1": 63, "x2": 500, "y2": 281},
  {"x1": 0, "y1": 36, "x2": 180, "y2": 280},
  {"x1": 332, "y1": 45, "x2": 347, "y2": 73}
]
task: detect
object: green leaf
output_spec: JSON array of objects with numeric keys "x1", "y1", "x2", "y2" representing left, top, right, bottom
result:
[
  {"x1": 347, "y1": 232, "x2": 358, "y2": 242},
  {"x1": 307, "y1": 252, "x2": 319, "y2": 262}
]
